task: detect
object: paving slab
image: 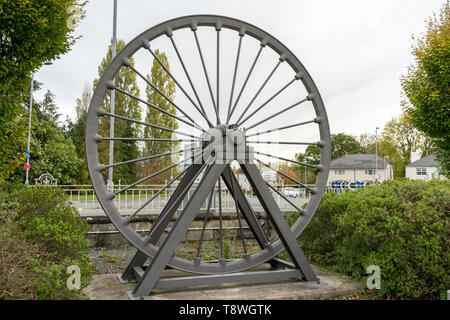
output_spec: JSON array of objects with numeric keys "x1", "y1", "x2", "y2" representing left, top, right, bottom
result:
[{"x1": 83, "y1": 264, "x2": 361, "y2": 300}]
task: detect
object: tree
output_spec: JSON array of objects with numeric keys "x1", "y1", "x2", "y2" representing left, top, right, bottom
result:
[
  {"x1": 0, "y1": 0, "x2": 86, "y2": 184},
  {"x1": 141, "y1": 49, "x2": 177, "y2": 183},
  {"x1": 380, "y1": 114, "x2": 435, "y2": 178},
  {"x1": 9, "y1": 90, "x2": 81, "y2": 184},
  {"x1": 94, "y1": 39, "x2": 142, "y2": 185},
  {"x1": 401, "y1": 1, "x2": 449, "y2": 173},
  {"x1": 65, "y1": 85, "x2": 91, "y2": 184}
]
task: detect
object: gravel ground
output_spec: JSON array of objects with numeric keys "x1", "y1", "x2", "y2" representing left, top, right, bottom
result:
[{"x1": 87, "y1": 240, "x2": 262, "y2": 274}]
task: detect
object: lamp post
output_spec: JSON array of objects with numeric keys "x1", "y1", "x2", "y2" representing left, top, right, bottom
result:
[
  {"x1": 25, "y1": 73, "x2": 34, "y2": 185},
  {"x1": 25, "y1": 62, "x2": 52, "y2": 185},
  {"x1": 375, "y1": 127, "x2": 379, "y2": 183},
  {"x1": 108, "y1": 0, "x2": 118, "y2": 191}
]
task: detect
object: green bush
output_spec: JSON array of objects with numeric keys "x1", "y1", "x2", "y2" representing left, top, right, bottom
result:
[
  {"x1": 294, "y1": 179, "x2": 449, "y2": 299},
  {"x1": 0, "y1": 185, "x2": 92, "y2": 299}
]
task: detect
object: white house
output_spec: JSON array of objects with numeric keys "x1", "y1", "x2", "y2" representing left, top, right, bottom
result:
[
  {"x1": 405, "y1": 153, "x2": 446, "y2": 181},
  {"x1": 328, "y1": 154, "x2": 394, "y2": 184}
]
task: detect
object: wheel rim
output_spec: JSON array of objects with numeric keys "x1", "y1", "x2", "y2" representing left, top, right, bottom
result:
[{"x1": 86, "y1": 14, "x2": 331, "y2": 274}]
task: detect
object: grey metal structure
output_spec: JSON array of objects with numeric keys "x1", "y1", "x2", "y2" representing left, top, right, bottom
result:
[{"x1": 86, "y1": 15, "x2": 331, "y2": 299}]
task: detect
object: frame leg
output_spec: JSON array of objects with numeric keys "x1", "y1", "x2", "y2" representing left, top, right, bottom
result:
[
  {"x1": 120, "y1": 164, "x2": 205, "y2": 282},
  {"x1": 241, "y1": 163, "x2": 317, "y2": 282},
  {"x1": 131, "y1": 164, "x2": 226, "y2": 298}
]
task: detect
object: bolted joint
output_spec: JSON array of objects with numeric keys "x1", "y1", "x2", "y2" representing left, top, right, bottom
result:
[
  {"x1": 260, "y1": 39, "x2": 268, "y2": 47},
  {"x1": 215, "y1": 21, "x2": 222, "y2": 31},
  {"x1": 121, "y1": 57, "x2": 131, "y2": 67},
  {"x1": 141, "y1": 39, "x2": 150, "y2": 49},
  {"x1": 317, "y1": 140, "x2": 326, "y2": 148},
  {"x1": 165, "y1": 27, "x2": 173, "y2": 37},
  {"x1": 279, "y1": 53, "x2": 288, "y2": 62},
  {"x1": 295, "y1": 72, "x2": 304, "y2": 80},
  {"x1": 105, "y1": 192, "x2": 116, "y2": 200},
  {"x1": 316, "y1": 164, "x2": 325, "y2": 172},
  {"x1": 96, "y1": 163, "x2": 106, "y2": 172},
  {"x1": 307, "y1": 93, "x2": 315, "y2": 101},
  {"x1": 106, "y1": 80, "x2": 115, "y2": 90},
  {"x1": 190, "y1": 22, "x2": 197, "y2": 31},
  {"x1": 314, "y1": 116, "x2": 323, "y2": 124},
  {"x1": 310, "y1": 188, "x2": 318, "y2": 195},
  {"x1": 93, "y1": 134, "x2": 103, "y2": 143},
  {"x1": 96, "y1": 108, "x2": 106, "y2": 116},
  {"x1": 238, "y1": 27, "x2": 246, "y2": 37}
]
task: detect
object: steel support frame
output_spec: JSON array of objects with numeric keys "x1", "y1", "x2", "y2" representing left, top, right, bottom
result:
[{"x1": 125, "y1": 163, "x2": 317, "y2": 299}]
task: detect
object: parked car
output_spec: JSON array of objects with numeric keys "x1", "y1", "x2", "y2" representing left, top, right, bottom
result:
[{"x1": 282, "y1": 187, "x2": 300, "y2": 198}]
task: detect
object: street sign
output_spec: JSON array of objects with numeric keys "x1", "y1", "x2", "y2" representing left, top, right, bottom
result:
[
  {"x1": 24, "y1": 163, "x2": 30, "y2": 170},
  {"x1": 24, "y1": 151, "x2": 30, "y2": 158}
]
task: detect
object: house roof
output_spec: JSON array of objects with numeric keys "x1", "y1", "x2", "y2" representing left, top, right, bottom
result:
[
  {"x1": 405, "y1": 153, "x2": 438, "y2": 168},
  {"x1": 330, "y1": 154, "x2": 390, "y2": 169}
]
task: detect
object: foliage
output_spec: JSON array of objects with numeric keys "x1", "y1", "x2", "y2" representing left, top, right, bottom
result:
[
  {"x1": 142, "y1": 49, "x2": 178, "y2": 183},
  {"x1": 0, "y1": 185, "x2": 92, "y2": 299},
  {"x1": 64, "y1": 86, "x2": 92, "y2": 184},
  {"x1": 0, "y1": 0, "x2": 86, "y2": 184},
  {"x1": 8, "y1": 90, "x2": 82, "y2": 184},
  {"x1": 94, "y1": 39, "x2": 142, "y2": 184},
  {"x1": 294, "y1": 133, "x2": 362, "y2": 183},
  {"x1": 294, "y1": 180, "x2": 449, "y2": 299},
  {"x1": 401, "y1": 1, "x2": 450, "y2": 174},
  {"x1": 379, "y1": 114, "x2": 435, "y2": 178}
]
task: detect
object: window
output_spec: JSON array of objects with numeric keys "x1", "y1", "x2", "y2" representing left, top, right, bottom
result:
[
  {"x1": 416, "y1": 168, "x2": 427, "y2": 176},
  {"x1": 334, "y1": 169, "x2": 345, "y2": 175},
  {"x1": 365, "y1": 169, "x2": 375, "y2": 176}
]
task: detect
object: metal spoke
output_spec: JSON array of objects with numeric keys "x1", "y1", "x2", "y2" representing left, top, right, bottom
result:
[
  {"x1": 104, "y1": 149, "x2": 186, "y2": 170},
  {"x1": 238, "y1": 78, "x2": 296, "y2": 126},
  {"x1": 218, "y1": 178, "x2": 224, "y2": 260},
  {"x1": 247, "y1": 140, "x2": 319, "y2": 146},
  {"x1": 229, "y1": 168, "x2": 248, "y2": 255},
  {"x1": 145, "y1": 46, "x2": 213, "y2": 128},
  {"x1": 246, "y1": 119, "x2": 316, "y2": 137},
  {"x1": 245, "y1": 97, "x2": 310, "y2": 131},
  {"x1": 228, "y1": 45, "x2": 264, "y2": 121},
  {"x1": 265, "y1": 182, "x2": 306, "y2": 214},
  {"x1": 216, "y1": 27, "x2": 221, "y2": 124},
  {"x1": 112, "y1": 86, "x2": 204, "y2": 132},
  {"x1": 256, "y1": 159, "x2": 314, "y2": 192},
  {"x1": 195, "y1": 190, "x2": 215, "y2": 259},
  {"x1": 101, "y1": 111, "x2": 202, "y2": 140},
  {"x1": 192, "y1": 29, "x2": 220, "y2": 124},
  {"x1": 128, "y1": 65, "x2": 203, "y2": 129},
  {"x1": 100, "y1": 137, "x2": 198, "y2": 142},
  {"x1": 125, "y1": 164, "x2": 192, "y2": 222},
  {"x1": 226, "y1": 35, "x2": 243, "y2": 124},
  {"x1": 115, "y1": 148, "x2": 205, "y2": 195},
  {"x1": 168, "y1": 36, "x2": 209, "y2": 122},
  {"x1": 255, "y1": 151, "x2": 320, "y2": 170},
  {"x1": 235, "y1": 60, "x2": 282, "y2": 124}
]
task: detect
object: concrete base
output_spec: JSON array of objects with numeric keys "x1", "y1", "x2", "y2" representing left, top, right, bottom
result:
[{"x1": 83, "y1": 264, "x2": 361, "y2": 300}]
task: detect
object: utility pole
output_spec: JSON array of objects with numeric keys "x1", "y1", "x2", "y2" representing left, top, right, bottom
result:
[
  {"x1": 108, "y1": 0, "x2": 118, "y2": 191},
  {"x1": 375, "y1": 127, "x2": 379, "y2": 183},
  {"x1": 25, "y1": 73, "x2": 34, "y2": 185}
]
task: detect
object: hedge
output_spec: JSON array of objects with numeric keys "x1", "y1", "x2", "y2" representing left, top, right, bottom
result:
[{"x1": 292, "y1": 179, "x2": 449, "y2": 299}]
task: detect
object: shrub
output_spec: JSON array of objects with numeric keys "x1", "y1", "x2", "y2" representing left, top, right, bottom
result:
[
  {"x1": 295, "y1": 179, "x2": 449, "y2": 299},
  {"x1": 0, "y1": 185, "x2": 92, "y2": 299}
]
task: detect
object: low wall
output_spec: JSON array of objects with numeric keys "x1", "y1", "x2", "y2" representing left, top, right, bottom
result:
[{"x1": 85, "y1": 211, "x2": 279, "y2": 248}]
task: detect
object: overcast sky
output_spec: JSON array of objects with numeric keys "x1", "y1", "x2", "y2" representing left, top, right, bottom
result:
[{"x1": 34, "y1": 0, "x2": 443, "y2": 143}]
